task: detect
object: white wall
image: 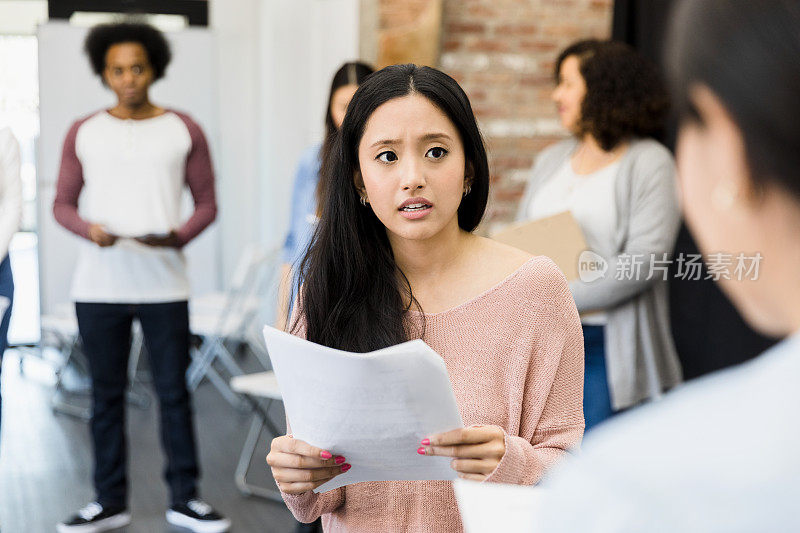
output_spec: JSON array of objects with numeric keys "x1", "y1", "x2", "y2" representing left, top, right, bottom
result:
[
  {"x1": 255, "y1": 0, "x2": 360, "y2": 249},
  {"x1": 0, "y1": 0, "x2": 47, "y2": 35},
  {"x1": 210, "y1": 0, "x2": 359, "y2": 278},
  {"x1": 209, "y1": 0, "x2": 261, "y2": 282}
]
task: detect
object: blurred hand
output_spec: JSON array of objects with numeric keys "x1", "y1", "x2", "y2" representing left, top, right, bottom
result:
[
  {"x1": 418, "y1": 425, "x2": 506, "y2": 481},
  {"x1": 267, "y1": 435, "x2": 350, "y2": 494},
  {"x1": 88, "y1": 224, "x2": 118, "y2": 247},
  {"x1": 135, "y1": 230, "x2": 181, "y2": 248}
]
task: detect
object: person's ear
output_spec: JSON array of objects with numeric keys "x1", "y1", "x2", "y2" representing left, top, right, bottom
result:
[
  {"x1": 464, "y1": 161, "x2": 475, "y2": 196},
  {"x1": 465, "y1": 161, "x2": 475, "y2": 187},
  {"x1": 353, "y1": 169, "x2": 371, "y2": 205},
  {"x1": 353, "y1": 169, "x2": 367, "y2": 197}
]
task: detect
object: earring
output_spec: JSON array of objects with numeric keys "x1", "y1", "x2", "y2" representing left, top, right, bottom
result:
[
  {"x1": 360, "y1": 195, "x2": 368, "y2": 206},
  {"x1": 711, "y1": 184, "x2": 736, "y2": 211},
  {"x1": 463, "y1": 185, "x2": 472, "y2": 197}
]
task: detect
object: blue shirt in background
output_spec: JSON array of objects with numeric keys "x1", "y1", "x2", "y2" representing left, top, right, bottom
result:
[{"x1": 282, "y1": 144, "x2": 322, "y2": 300}]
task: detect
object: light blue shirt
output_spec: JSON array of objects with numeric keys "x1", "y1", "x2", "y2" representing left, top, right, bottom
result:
[
  {"x1": 282, "y1": 144, "x2": 321, "y2": 299},
  {"x1": 535, "y1": 330, "x2": 800, "y2": 532}
]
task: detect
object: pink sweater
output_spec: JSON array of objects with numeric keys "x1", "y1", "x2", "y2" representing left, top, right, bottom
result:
[{"x1": 282, "y1": 256, "x2": 585, "y2": 532}]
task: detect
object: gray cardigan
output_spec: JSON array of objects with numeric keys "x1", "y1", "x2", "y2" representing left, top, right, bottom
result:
[{"x1": 516, "y1": 137, "x2": 683, "y2": 409}]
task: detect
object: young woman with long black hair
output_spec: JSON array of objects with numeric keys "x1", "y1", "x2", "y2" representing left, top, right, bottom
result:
[{"x1": 266, "y1": 64, "x2": 584, "y2": 532}]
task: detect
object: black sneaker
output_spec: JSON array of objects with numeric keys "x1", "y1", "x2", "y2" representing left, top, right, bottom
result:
[
  {"x1": 166, "y1": 499, "x2": 231, "y2": 533},
  {"x1": 57, "y1": 502, "x2": 131, "y2": 532}
]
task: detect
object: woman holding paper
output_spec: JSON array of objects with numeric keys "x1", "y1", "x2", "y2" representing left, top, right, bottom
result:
[
  {"x1": 266, "y1": 64, "x2": 585, "y2": 531},
  {"x1": 518, "y1": 40, "x2": 682, "y2": 431}
]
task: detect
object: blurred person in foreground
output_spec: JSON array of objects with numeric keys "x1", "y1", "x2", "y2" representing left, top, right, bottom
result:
[{"x1": 534, "y1": 1, "x2": 800, "y2": 531}]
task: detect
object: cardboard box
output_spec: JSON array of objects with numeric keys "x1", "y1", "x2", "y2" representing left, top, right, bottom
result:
[{"x1": 491, "y1": 211, "x2": 587, "y2": 281}]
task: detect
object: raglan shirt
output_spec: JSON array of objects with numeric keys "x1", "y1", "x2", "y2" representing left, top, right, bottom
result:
[{"x1": 53, "y1": 110, "x2": 217, "y2": 303}]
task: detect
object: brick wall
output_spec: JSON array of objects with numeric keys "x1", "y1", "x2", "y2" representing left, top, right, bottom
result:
[{"x1": 376, "y1": 0, "x2": 613, "y2": 229}]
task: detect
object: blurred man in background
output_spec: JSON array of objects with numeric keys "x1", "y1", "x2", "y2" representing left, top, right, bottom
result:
[{"x1": 53, "y1": 22, "x2": 227, "y2": 533}]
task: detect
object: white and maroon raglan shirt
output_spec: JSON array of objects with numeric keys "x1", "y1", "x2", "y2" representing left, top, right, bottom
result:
[{"x1": 53, "y1": 109, "x2": 217, "y2": 303}]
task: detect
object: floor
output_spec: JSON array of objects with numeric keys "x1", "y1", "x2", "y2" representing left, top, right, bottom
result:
[{"x1": 0, "y1": 348, "x2": 299, "y2": 533}]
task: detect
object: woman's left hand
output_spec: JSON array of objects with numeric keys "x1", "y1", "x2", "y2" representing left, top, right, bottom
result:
[{"x1": 418, "y1": 425, "x2": 506, "y2": 481}]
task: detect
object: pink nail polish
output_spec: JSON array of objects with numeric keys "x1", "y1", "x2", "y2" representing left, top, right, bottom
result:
[
  {"x1": 341, "y1": 463, "x2": 351, "y2": 472},
  {"x1": 421, "y1": 438, "x2": 430, "y2": 445},
  {"x1": 334, "y1": 456, "x2": 346, "y2": 465},
  {"x1": 320, "y1": 451, "x2": 332, "y2": 459},
  {"x1": 417, "y1": 447, "x2": 426, "y2": 455}
]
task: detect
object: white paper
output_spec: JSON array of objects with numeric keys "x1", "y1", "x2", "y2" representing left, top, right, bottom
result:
[
  {"x1": 262, "y1": 326, "x2": 464, "y2": 492},
  {"x1": 454, "y1": 479, "x2": 544, "y2": 533}
]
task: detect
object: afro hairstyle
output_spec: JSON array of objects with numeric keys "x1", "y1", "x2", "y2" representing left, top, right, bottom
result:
[{"x1": 84, "y1": 21, "x2": 172, "y2": 81}]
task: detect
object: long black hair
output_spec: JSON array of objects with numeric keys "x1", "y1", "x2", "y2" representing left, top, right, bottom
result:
[
  {"x1": 293, "y1": 64, "x2": 490, "y2": 352},
  {"x1": 317, "y1": 62, "x2": 375, "y2": 211},
  {"x1": 666, "y1": 0, "x2": 800, "y2": 199}
]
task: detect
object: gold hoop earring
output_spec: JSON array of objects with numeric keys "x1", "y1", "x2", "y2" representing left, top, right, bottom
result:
[
  {"x1": 711, "y1": 184, "x2": 736, "y2": 211},
  {"x1": 360, "y1": 195, "x2": 368, "y2": 206},
  {"x1": 463, "y1": 185, "x2": 472, "y2": 197}
]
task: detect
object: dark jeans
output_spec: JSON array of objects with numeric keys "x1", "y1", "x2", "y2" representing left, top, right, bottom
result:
[
  {"x1": 0, "y1": 254, "x2": 14, "y2": 443},
  {"x1": 582, "y1": 325, "x2": 615, "y2": 432},
  {"x1": 75, "y1": 301, "x2": 199, "y2": 507}
]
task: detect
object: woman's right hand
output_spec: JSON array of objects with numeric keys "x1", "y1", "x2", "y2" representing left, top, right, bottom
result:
[{"x1": 267, "y1": 435, "x2": 350, "y2": 494}]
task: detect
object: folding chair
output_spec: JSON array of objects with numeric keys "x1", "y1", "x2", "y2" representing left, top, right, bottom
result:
[
  {"x1": 225, "y1": 245, "x2": 290, "y2": 499},
  {"x1": 40, "y1": 305, "x2": 150, "y2": 420},
  {"x1": 229, "y1": 371, "x2": 284, "y2": 501},
  {"x1": 187, "y1": 245, "x2": 280, "y2": 409}
]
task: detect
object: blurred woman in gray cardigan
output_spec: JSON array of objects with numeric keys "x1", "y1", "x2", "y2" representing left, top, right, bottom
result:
[{"x1": 518, "y1": 39, "x2": 682, "y2": 430}]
